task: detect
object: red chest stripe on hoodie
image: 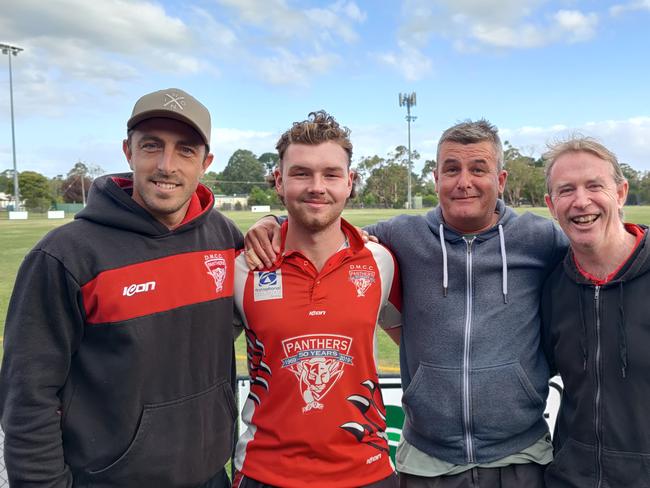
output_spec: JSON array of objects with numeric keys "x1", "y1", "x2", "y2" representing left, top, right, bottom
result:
[{"x1": 81, "y1": 250, "x2": 235, "y2": 324}]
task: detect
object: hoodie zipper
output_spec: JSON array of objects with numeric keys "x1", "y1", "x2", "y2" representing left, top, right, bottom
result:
[
  {"x1": 594, "y1": 285, "x2": 603, "y2": 488},
  {"x1": 462, "y1": 236, "x2": 475, "y2": 463}
]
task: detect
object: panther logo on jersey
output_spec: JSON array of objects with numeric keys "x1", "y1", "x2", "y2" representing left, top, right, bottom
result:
[
  {"x1": 349, "y1": 269, "x2": 375, "y2": 297},
  {"x1": 281, "y1": 334, "x2": 354, "y2": 413},
  {"x1": 204, "y1": 254, "x2": 227, "y2": 293}
]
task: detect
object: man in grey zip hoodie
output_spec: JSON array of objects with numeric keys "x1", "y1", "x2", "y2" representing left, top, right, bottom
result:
[{"x1": 244, "y1": 120, "x2": 567, "y2": 487}]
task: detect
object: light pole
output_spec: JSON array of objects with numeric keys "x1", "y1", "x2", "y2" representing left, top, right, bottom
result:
[
  {"x1": 1, "y1": 43, "x2": 23, "y2": 212},
  {"x1": 399, "y1": 92, "x2": 416, "y2": 209}
]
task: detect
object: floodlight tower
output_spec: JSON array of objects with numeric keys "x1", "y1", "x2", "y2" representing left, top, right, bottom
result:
[
  {"x1": 399, "y1": 92, "x2": 417, "y2": 209},
  {"x1": 1, "y1": 42, "x2": 23, "y2": 211}
]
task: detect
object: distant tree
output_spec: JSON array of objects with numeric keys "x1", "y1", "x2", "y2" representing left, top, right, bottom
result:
[
  {"x1": 621, "y1": 163, "x2": 641, "y2": 205},
  {"x1": 220, "y1": 149, "x2": 266, "y2": 194},
  {"x1": 0, "y1": 169, "x2": 13, "y2": 194},
  {"x1": 202, "y1": 171, "x2": 224, "y2": 194},
  {"x1": 49, "y1": 175, "x2": 66, "y2": 204},
  {"x1": 62, "y1": 161, "x2": 104, "y2": 204},
  {"x1": 248, "y1": 186, "x2": 282, "y2": 208},
  {"x1": 19, "y1": 171, "x2": 52, "y2": 212},
  {"x1": 358, "y1": 146, "x2": 422, "y2": 208},
  {"x1": 258, "y1": 152, "x2": 279, "y2": 175}
]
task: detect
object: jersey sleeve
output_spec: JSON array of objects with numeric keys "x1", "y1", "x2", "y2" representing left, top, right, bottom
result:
[{"x1": 367, "y1": 242, "x2": 402, "y2": 330}]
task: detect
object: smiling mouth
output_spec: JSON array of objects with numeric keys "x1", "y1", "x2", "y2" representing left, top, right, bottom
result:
[
  {"x1": 571, "y1": 214, "x2": 599, "y2": 225},
  {"x1": 154, "y1": 181, "x2": 179, "y2": 190}
]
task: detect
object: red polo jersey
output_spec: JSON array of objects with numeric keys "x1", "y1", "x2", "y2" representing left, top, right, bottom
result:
[{"x1": 233, "y1": 218, "x2": 402, "y2": 487}]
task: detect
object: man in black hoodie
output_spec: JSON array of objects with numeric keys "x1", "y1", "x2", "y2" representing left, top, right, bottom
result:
[
  {"x1": 542, "y1": 137, "x2": 650, "y2": 487},
  {"x1": 0, "y1": 89, "x2": 243, "y2": 487}
]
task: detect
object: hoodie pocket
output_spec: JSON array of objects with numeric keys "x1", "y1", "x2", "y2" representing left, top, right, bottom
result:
[
  {"x1": 84, "y1": 380, "x2": 236, "y2": 486},
  {"x1": 602, "y1": 446, "x2": 650, "y2": 487},
  {"x1": 544, "y1": 438, "x2": 597, "y2": 486},
  {"x1": 401, "y1": 362, "x2": 464, "y2": 445},
  {"x1": 471, "y1": 361, "x2": 544, "y2": 441}
]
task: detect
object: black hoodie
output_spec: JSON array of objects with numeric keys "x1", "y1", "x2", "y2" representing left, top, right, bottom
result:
[
  {"x1": 542, "y1": 226, "x2": 650, "y2": 487},
  {"x1": 0, "y1": 173, "x2": 243, "y2": 487}
]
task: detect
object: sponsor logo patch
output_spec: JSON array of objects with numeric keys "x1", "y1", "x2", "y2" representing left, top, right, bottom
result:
[
  {"x1": 281, "y1": 334, "x2": 353, "y2": 413},
  {"x1": 123, "y1": 281, "x2": 156, "y2": 297},
  {"x1": 204, "y1": 254, "x2": 227, "y2": 293},
  {"x1": 254, "y1": 270, "x2": 283, "y2": 301}
]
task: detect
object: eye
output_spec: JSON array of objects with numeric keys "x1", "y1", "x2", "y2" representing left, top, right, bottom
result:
[
  {"x1": 141, "y1": 141, "x2": 161, "y2": 151},
  {"x1": 443, "y1": 167, "x2": 459, "y2": 175},
  {"x1": 179, "y1": 146, "x2": 197, "y2": 157},
  {"x1": 587, "y1": 183, "x2": 603, "y2": 191},
  {"x1": 556, "y1": 187, "x2": 574, "y2": 196},
  {"x1": 471, "y1": 167, "x2": 487, "y2": 175}
]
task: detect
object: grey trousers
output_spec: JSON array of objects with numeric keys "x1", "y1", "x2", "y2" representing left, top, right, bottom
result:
[{"x1": 399, "y1": 463, "x2": 546, "y2": 488}]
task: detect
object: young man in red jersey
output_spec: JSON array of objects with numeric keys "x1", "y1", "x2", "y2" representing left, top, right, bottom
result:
[{"x1": 232, "y1": 111, "x2": 401, "y2": 488}]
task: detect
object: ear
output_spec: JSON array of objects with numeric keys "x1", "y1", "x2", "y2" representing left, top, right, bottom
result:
[
  {"x1": 545, "y1": 193, "x2": 557, "y2": 220},
  {"x1": 497, "y1": 170, "x2": 508, "y2": 195},
  {"x1": 346, "y1": 169, "x2": 354, "y2": 196},
  {"x1": 123, "y1": 139, "x2": 133, "y2": 170},
  {"x1": 434, "y1": 168, "x2": 440, "y2": 193},
  {"x1": 616, "y1": 179, "x2": 629, "y2": 209},
  {"x1": 201, "y1": 152, "x2": 214, "y2": 176},
  {"x1": 274, "y1": 167, "x2": 284, "y2": 197}
]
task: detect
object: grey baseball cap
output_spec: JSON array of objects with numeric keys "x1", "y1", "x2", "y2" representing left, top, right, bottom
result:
[{"x1": 127, "y1": 88, "x2": 211, "y2": 145}]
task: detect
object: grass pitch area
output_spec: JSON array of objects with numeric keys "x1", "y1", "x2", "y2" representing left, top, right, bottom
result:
[{"x1": 3, "y1": 206, "x2": 650, "y2": 373}]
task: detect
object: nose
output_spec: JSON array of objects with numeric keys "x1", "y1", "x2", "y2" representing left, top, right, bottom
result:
[
  {"x1": 572, "y1": 186, "x2": 591, "y2": 208},
  {"x1": 156, "y1": 147, "x2": 176, "y2": 174},
  {"x1": 308, "y1": 175, "x2": 326, "y2": 194},
  {"x1": 456, "y1": 168, "x2": 472, "y2": 189}
]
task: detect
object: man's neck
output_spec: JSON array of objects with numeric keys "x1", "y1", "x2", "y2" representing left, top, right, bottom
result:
[
  {"x1": 284, "y1": 218, "x2": 346, "y2": 272},
  {"x1": 574, "y1": 226, "x2": 637, "y2": 280}
]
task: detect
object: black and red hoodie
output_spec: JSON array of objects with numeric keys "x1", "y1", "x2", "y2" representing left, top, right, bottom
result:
[{"x1": 0, "y1": 173, "x2": 243, "y2": 487}]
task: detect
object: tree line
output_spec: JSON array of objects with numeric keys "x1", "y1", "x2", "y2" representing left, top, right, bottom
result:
[{"x1": 4, "y1": 143, "x2": 650, "y2": 212}]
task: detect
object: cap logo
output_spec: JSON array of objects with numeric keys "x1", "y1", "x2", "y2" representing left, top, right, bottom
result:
[{"x1": 163, "y1": 92, "x2": 186, "y2": 111}]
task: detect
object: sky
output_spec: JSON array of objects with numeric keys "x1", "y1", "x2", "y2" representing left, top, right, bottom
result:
[{"x1": 1, "y1": 0, "x2": 649, "y2": 179}]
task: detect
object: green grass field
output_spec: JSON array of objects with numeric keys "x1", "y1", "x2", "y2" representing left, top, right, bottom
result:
[{"x1": 3, "y1": 206, "x2": 650, "y2": 374}]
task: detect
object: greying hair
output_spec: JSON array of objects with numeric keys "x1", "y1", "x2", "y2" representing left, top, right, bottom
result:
[
  {"x1": 543, "y1": 136, "x2": 625, "y2": 194},
  {"x1": 436, "y1": 119, "x2": 504, "y2": 171}
]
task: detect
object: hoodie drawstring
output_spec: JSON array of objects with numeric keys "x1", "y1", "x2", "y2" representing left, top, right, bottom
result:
[
  {"x1": 439, "y1": 224, "x2": 448, "y2": 297},
  {"x1": 498, "y1": 224, "x2": 508, "y2": 304},
  {"x1": 438, "y1": 223, "x2": 508, "y2": 303},
  {"x1": 617, "y1": 282, "x2": 629, "y2": 378}
]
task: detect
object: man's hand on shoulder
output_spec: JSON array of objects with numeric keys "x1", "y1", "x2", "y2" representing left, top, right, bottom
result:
[
  {"x1": 244, "y1": 215, "x2": 281, "y2": 270},
  {"x1": 358, "y1": 227, "x2": 378, "y2": 243}
]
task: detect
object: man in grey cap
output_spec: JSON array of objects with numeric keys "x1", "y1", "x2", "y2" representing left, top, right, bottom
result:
[{"x1": 0, "y1": 88, "x2": 243, "y2": 487}]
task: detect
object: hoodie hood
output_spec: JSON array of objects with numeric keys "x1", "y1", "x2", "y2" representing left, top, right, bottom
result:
[
  {"x1": 562, "y1": 224, "x2": 650, "y2": 286},
  {"x1": 75, "y1": 173, "x2": 215, "y2": 237}
]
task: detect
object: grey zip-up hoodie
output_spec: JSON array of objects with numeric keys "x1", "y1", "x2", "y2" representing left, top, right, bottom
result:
[{"x1": 366, "y1": 200, "x2": 567, "y2": 465}]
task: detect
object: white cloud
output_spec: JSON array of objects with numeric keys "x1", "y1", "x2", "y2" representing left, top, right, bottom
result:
[
  {"x1": 500, "y1": 117, "x2": 650, "y2": 171},
  {"x1": 377, "y1": 42, "x2": 433, "y2": 81},
  {"x1": 554, "y1": 10, "x2": 598, "y2": 43},
  {"x1": 215, "y1": 0, "x2": 364, "y2": 46},
  {"x1": 256, "y1": 50, "x2": 341, "y2": 86},
  {"x1": 208, "y1": 0, "x2": 366, "y2": 85},
  {"x1": 610, "y1": 0, "x2": 650, "y2": 15},
  {"x1": 386, "y1": 0, "x2": 600, "y2": 72},
  {"x1": 0, "y1": 0, "x2": 209, "y2": 115}
]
